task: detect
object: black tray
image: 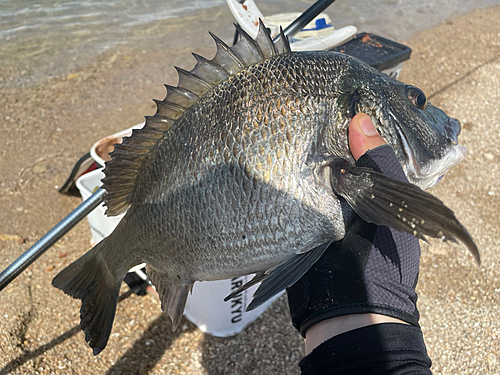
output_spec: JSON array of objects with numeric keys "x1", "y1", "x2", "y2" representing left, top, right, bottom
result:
[{"x1": 330, "y1": 32, "x2": 412, "y2": 71}]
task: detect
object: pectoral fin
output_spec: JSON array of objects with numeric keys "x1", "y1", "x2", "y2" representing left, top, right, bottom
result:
[
  {"x1": 329, "y1": 158, "x2": 480, "y2": 264},
  {"x1": 224, "y1": 242, "x2": 331, "y2": 311}
]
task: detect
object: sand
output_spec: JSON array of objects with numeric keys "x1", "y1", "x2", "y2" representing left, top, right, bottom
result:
[{"x1": 0, "y1": 5, "x2": 499, "y2": 374}]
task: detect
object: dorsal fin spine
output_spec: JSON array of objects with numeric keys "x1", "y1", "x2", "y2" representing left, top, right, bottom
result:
[
  {"x1": 165, "y1": 85, "x2": 199, "y2": 101},
  {"x1": 175, "y1": 66, "x2": 212, "y2": 88},
  {"x1": 274, "y1": 27, "x2": 291, "y2": 54},
  {"x1": 136, "y1": 124, "x2": 165, "y2": 135},
  {"x1": 191, "y1": 53, "x2": 229, "y2": 84},
  {"x1": 233, "y1": 23, "x2": 264, "y2": 60},
  {"x1": 144, "y1": 115, "x2": 173, "y2": 129},
  {"x1": 255, "y1": 19, "x2": 277, "y2": 58},
  {"x1": 153, "y1": 99, "x2": 185, "y2": 120},
  {"x1": 209, "y1": 31, "x2": 245, "y2": 74},
  {"x1": 115, "y1": 144, "x2": 151, "y2": 152},
  {"x1": 102, "y1": 21, "x2": 292, "y2": 215},
  {"x1": 125, "y1": 133, "x2": 158, "y2": 142},
  {"x1": 164, "y1": 85, "x2": 199, "y2": 109},
  {"x1": 175, "y1": 66, "x2": 213, "y2": 96}
]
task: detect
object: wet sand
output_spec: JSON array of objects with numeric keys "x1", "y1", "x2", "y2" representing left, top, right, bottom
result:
[{"x1": 1, "y1": 5, "x2": 499, "y2": 374}]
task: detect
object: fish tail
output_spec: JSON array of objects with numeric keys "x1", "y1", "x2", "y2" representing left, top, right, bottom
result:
[{"x1": 52, "y1": 240, "x2": 125, "y2": 355}]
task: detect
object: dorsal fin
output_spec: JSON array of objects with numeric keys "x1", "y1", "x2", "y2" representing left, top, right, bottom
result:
[
  {"x1": 254, "y1": 19, "x2": 278, "y2": 59},
  {"x1": 102, "y1": 20, "x2": 292, "y2": 216},
  {"x1": 209, "y1": 32, "x2": 245, "y2": 74},
  {"x1": 231, "y1": 23, "x2": 264, "y2": 65},
  {"x1": 274, "y1": 27, "x2": 291, "y2": 55}
]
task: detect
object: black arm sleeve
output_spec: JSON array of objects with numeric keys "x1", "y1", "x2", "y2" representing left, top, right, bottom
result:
[{"x1": 299, "y1": 323, "x2": 432, "y2": 375}]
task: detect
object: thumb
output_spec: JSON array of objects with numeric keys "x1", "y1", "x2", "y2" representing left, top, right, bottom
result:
[{"x1": 348, "y1": 113, "x2": 387, "y2": 161}]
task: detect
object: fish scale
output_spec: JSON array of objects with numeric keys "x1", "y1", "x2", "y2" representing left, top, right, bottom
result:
[{"x1": 52, "y1": 21, "x2": 479, "y2": 355}]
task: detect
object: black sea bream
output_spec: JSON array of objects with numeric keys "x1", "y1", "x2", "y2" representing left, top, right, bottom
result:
[{"x1": 53, "y1": 22, "x2": 479, "y2": 354}]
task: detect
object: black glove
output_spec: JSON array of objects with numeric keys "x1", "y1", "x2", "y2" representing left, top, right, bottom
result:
[{"x1": 287, "y1": 145, "x2": 421, "y2": 337}]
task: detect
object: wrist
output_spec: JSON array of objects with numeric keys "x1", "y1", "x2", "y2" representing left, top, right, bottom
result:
[{"x1": 304, "y1": 313, "x2": 409, "y2": 354}]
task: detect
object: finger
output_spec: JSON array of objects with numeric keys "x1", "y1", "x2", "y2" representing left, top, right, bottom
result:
[{"x1": 349, "y1": 114, "x2": 387, "y2": 161}]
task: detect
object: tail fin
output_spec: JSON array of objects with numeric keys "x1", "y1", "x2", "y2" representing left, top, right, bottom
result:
[{"x1": 52, "y1": 241, "x2": 123, "y2": 355}]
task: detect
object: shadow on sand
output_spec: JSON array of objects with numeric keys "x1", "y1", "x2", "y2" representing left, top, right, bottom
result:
[
  {"x1": 0, "y1": 290, "x2": 144, "y2": 375},
  {"x1": 105, "y1": 314, "x2": 196, "y2": 374}
]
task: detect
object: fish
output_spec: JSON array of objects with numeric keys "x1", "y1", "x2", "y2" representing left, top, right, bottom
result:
[{"x1": 52, "y1": 21, "x2": 479, "y2": 355}]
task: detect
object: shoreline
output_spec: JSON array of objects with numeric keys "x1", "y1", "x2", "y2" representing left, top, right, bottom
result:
[{"x1": 2, "y1": 1, "x2": 500, "y2": 90}]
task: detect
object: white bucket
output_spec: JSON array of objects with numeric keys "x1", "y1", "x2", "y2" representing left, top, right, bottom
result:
[
  {"x1": 185, "y1": 276, "x2": 282, "y2": 337},
  {"x1": 76, "y1": 134, "x2": 282, "y2": 337},
  {"x1": 75, "y1": 169, "x2": 125, "y2": 244}
]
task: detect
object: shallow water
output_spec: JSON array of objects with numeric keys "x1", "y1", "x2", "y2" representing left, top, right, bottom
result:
[{"x1": 0, "y1": 0, "x2": 498, "y2": 87}]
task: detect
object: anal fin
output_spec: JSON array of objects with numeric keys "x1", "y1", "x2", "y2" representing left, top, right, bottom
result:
[{"x1": 147, "y1": 267, "x2": 191, "y2": 330}]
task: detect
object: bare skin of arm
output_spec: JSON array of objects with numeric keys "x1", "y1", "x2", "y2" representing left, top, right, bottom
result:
[{"x1": 304, "y1": 113, "x2": 408, "y2": 355}]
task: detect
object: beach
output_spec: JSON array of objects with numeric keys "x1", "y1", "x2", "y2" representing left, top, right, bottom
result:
[{"x1": 1, "y1": 3, "x2": 499, "y2": 374}]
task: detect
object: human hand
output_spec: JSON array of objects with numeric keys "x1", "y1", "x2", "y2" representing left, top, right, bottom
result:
[{"x1": 286, "y1": 113, "x2": 421, "y2": 352}]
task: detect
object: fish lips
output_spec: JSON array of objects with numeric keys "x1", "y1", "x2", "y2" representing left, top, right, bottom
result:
[{"x1": 389, "y1": 109, "x2": 467, "y2": 190}]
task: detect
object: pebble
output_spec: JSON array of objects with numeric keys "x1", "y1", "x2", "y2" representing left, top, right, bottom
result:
[
  {"x1": 483, "y1": 153, "x2": 495, "y2": 161},
  {"x1": 0, "y1": 233, "x2": 24, "y2": 244}
]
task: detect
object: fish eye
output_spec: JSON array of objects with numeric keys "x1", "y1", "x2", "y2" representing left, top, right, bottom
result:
[{"x1": 406, "y1": 86, "x2": 427, "y2": 109}]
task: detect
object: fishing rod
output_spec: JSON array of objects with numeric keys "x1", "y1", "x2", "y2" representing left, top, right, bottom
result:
[{"x1": 278, "y1": 0, "x2": 337, "y2": 41}]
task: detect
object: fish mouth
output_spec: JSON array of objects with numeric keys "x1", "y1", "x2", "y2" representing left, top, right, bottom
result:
[{"x1": 389, "y1": 112, "x2": 467, "y2": 190}]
